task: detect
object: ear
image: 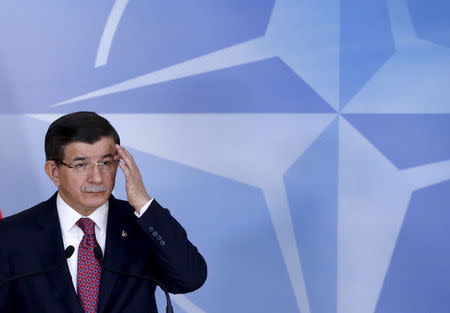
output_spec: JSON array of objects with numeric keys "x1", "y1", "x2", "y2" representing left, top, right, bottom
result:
[{"x1": 45, "y1": 161, "x2": 61, "y2": 187}]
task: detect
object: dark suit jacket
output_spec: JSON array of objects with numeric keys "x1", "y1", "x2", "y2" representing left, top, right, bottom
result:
[{"x1": 0, "y1": 193, "x2": 207, "y2": 313}]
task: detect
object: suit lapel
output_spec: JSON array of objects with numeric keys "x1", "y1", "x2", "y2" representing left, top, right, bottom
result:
[
  {"x1": 34, "y1": 193, "x2": 83, "y2": 313},
  {"x1": 97, "y1": 196, "x2": 131, "y2": 313}
]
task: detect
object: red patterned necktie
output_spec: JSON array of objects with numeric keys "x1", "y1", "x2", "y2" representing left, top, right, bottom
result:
[{"x1": 77, "y1": 218, "x2": 101, "y2": 313}]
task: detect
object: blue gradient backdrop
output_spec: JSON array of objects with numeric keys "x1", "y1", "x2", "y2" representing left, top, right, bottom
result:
[{"x1": 1, "y1": 1, "x2": 449, "y2": 313}]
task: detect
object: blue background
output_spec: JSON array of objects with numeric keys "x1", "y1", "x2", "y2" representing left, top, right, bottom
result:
[{"x1": 1, "y1": 1, "x2": 450, "y2": 312}]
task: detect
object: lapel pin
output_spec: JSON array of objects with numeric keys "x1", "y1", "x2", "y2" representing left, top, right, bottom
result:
[{"x1": 121, "y1": 230, "x2": 128, "y2": 238}]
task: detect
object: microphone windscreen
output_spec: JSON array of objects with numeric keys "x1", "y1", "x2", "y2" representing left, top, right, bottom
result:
[
  {"x1": 64, "y1": 246, "x2": 75, "y2": 259},
  {"x1": 94, "y1": 245, "x2": 103, "y2": 261}
]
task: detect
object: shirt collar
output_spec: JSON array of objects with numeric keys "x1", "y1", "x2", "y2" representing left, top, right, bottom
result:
[{"x1": 56, "y1": 192, "x2": 109, "y2": 233}]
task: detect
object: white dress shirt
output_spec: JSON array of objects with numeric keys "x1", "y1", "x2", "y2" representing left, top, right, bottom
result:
[{"x1": 56, "y1": 193, "x2": 152, "y2": 291}]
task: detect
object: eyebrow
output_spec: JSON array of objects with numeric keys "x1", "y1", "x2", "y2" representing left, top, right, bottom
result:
[
  {"x1": 101, "y1": 153, "x2": 115, "y2": 159},
  {"x1": 72, "y1": 156, "x2": 87, "y2": 162},
  {"x1": 71, "y1": 153, "x2": 115, "y2": 162}
]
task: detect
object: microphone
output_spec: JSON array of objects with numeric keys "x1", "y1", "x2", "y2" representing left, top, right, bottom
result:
[
  {"x1": 0, "y1": 245, "x2": 75, "y2": 289},
  {"x1": 94, "y1": 246, "x2": 174, "y2": 313}
]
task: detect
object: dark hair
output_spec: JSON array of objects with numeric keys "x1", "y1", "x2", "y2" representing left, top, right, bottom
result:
[{"x1": 45, "y1": 111, "x2": 120, "y2": 161}]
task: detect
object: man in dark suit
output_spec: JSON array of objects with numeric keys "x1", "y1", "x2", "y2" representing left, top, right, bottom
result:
[{"x1": 0, "y1": 112, "x2": 207, "y2": 313}]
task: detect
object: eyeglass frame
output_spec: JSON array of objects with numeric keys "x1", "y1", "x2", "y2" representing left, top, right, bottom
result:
[{"x1": 52, "y1": 157, "x2": 119, "y2": 175}]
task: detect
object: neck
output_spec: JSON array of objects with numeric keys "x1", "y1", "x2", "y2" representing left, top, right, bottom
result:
[{"x1": 75, "y1": 207, "x2": 96, "y2": 216}]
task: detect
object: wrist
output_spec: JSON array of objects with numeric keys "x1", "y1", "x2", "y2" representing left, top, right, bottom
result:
[{"x1": 132, "y1": 196, "x2": 152, "y2": 213}]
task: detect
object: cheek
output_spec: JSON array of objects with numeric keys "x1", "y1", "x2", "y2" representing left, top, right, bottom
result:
[
  {"x1": 64, "y1": 177, "x2": 86, "y2": 192},
  {"x1": 106, "y1": 172, "x2": 117, "y2": 186}
]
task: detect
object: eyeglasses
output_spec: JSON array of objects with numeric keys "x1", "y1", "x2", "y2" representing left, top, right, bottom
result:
[{"x1": 56, "y1": 159, "x2": 118, "y2": 176}]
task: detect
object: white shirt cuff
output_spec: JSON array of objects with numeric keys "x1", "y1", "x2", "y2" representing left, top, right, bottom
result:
[{"x1": 134, "y1": 198, "x2": 154, "y2": 218}]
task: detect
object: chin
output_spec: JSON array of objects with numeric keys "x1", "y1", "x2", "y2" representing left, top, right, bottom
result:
[{"x1": 83, "y1": 192, "x2": 109, "y2": 207}]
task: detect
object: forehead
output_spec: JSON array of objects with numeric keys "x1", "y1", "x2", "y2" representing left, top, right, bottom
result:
[{"x1": 63, "y1": 136, "x2": 116, "y2": 160}]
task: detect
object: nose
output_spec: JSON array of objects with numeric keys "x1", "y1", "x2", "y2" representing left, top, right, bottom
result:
[{"x1": 87, "y1": 164, "x2": 102, "y2": 183}]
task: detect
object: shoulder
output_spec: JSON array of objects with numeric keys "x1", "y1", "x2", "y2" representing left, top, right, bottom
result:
[
  {"x1": 1, "y1": 201, "x2": 43, "y2": 227},
  {"x1": 109, "y1": 196, "x2": 135, "y2": 212},
  {"x1": 107, "y1": 196, "x2": 138, "y2": 221},
  {"x1": 0, "y1": 196, "x2": 54, "y2": 233}
]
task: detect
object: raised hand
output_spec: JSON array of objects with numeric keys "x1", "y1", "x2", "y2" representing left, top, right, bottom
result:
[{"x1": 115, "y1": 144, "x2": 151, "y2": 212}]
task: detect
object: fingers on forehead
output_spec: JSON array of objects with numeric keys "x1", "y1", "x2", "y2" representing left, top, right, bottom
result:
[{"x1": 121, "y1": 148, "x2": 135, "y2": 162}]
